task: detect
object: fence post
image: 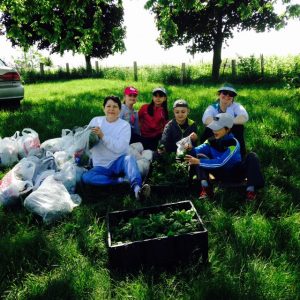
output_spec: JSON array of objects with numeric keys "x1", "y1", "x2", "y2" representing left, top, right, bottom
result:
[
  {"x1": 231, "y1": 60, "x2": 237, "y2": 77},
  {"x1": 133, "y1": 61, "x2": 138, "y2": 81},
  {"x1": 66, "y1": 63, "x2": 70, "y2": 74},
  {"x1": 181, "y1": 62, "x2": 186, "y2": 85},
  {"x1": 95, "y1": 61, "x2": 99, "y2": 73},
  {"x1": 260, "y1": 54, "x2": 264, "y2": 78},
  {"x1": 40, "y1": 63, "x2": 44, "y2": 75}
]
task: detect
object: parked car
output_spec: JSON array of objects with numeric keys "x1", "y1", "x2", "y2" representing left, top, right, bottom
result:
[{"x1": 0, "y1": 58, "x2": 24, "y2": 108}]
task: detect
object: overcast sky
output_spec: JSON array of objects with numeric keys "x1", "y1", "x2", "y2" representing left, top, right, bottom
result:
[{"x1": 1, "y1": 0, "x2": 300, "y2": 68}]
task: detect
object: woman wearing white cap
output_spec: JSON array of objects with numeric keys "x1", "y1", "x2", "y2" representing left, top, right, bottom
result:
[{"x1": 200, "y1": 84, "x2": 248, "y2": 158}]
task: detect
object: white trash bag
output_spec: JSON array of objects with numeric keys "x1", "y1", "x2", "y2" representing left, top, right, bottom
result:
[
  {"x1": 18, "y1": 128, "x2": 41, "y2": 158},
  {"x1": 0, "y1": 134, "x2": 19, "y2": 167},
  {"x1": 24, "y1": 175, "x2": 81, "y2": 224},
  {"x1": 0, "y1": 159, "x2": 35, "y2": 206},
  {"x1": 53, "y1": 162, "x2": 77, "y2": 194},
  {"x1": 137, "y1": 158, "x2": 151, "y2": 179}
]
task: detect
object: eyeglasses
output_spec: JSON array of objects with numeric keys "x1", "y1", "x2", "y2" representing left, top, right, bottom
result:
[
  {"x1": 128, "y1": 94, "x2": 137, "y2": 97},
  {"x1": 221, "y1": 91, "x2": 235, "y2": 97},
  {"x1": 153, "y1": 92, "x2": 166, "y2": 97}
]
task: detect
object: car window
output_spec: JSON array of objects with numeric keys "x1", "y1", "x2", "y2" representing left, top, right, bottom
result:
[{"x1": 0, "y1": 59, "x2": 7, "y2": 67}]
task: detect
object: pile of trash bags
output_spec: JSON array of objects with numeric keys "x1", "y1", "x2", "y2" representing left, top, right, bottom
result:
[
  {"x1": 0, "y1": 127, "x2": 153, "y2": 224},
  {"x1": 0, "y1": 127, "x2": 92, "y2": 223}
]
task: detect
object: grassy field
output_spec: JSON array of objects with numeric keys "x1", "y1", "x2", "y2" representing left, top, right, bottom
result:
[{"x1": 0, "y1": 79, "x2": 299, "y2": 299}]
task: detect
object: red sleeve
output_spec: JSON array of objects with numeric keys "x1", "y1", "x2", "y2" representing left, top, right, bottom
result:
[{"x1": 138, "y1": 104, "x2": 148, "y2": 120}]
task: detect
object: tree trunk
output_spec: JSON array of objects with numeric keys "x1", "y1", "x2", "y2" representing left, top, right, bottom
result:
[
  {"x1": 85, "y1": 55, "x2": 92, "y2": 75},
  {"x1": 212, "y1": 38, "x2": 222, "y2": 82}
]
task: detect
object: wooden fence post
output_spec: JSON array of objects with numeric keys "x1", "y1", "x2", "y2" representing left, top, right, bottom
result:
[
  {"x1": 95, "y1": 61, "x2": 99, "y2": 73},
  {"x1": 260, "y1": 54, "x2": 264, "y2": 78},
  {"x1": 133, "y1": 61, "x2": 138, "y2": 81},
  {"x1": 181, "y1": 63, "x2": 186, "y2": 85},
  {"x1": 231, "y1": 60, "x2": 237, "y2": 77},
  {"x1": 66, "y1": 63, "x2": 70, "y2": 74},
  {"x1": 40, "y1": 63, "x2": 44, "y2": 75}
]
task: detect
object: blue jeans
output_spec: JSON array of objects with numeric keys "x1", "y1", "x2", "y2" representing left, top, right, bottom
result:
[{"x1": 82, "y1": 155, "x2": 142, "y2": 189}]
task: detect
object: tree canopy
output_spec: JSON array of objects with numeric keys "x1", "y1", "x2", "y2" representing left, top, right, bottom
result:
[
  {"x1": 145, "y1": 0, "x2": 300, "y2": 81},
  {"x1": 0, "y1": 0, "x2": 126, "y2": 70}
]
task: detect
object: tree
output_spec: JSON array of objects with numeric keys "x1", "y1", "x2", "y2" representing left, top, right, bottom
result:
[
  {"x1": 0, "y1": 0, "x2": 126, "y2": 72},
  {"x1": 145, "y1": 0, "x2": 300, "y2": 81}
]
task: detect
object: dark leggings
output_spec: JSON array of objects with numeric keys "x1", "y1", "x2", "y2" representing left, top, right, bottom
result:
[
  {"x1": 194, "y1": 152, "x2": 265, "y2": 188},
  {"x1": 200, "y1": 124, "x2": 246, "y2": 159}
]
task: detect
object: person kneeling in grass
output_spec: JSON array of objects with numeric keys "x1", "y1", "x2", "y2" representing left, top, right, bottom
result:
[
  {"x1": 81, "y1": 95, "x2": 150, "y2": 201},
  {"x1": 185, "y1": 113, "x2": 264, "y2": 201},
  {"x1": 158, "y1": 99, "x2": 198, "y2": 154}
]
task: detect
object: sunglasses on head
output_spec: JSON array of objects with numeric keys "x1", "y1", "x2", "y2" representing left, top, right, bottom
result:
[
  {"x1": 153, "y1": 92, "x2": 165, "y2": 97},
  {"x1": 128, "y1": 93, "x2": 137, "y2": 97},
  {"x1": 221, "y1": 90, "x2": 235, "y2": 97}
]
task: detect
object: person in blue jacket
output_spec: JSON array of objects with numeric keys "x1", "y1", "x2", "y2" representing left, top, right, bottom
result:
[{"x1": 185, "y1": 113, "x2": 264, "y2": 201}]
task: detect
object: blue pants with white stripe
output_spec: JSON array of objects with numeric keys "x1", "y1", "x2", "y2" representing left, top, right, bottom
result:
[{"x1": 82, "y1": 154, "x2": 142, "y2": 189}]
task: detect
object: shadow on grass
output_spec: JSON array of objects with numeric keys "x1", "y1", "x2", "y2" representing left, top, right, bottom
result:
[{"x1": 0, "y1": 228, "x2": 60, "y2": 295}]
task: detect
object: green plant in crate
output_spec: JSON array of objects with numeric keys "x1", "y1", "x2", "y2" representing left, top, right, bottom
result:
[
  {"x1": 148, "y1": 153, "x2": 189, "y2": 185},
  {"x1": 111, "y1": 208, "x2": 201, "y2": 244}
]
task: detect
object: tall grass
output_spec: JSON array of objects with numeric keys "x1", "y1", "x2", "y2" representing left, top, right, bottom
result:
[
  {"x1": 0, "y1": 79, "x2": 299, "y2": 299},
  {"x1": 20, "y1": 55, "x2": 300, "y2": 86}
]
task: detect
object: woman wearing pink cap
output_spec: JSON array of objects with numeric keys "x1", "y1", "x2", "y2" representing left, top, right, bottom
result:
[{"x1": 119, "y1": 86, "x2": 141, "y2": 144}]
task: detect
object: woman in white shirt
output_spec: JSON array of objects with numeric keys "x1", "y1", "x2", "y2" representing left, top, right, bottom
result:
[
  {"x1": 82, "y1": 95, "x2": 150, "y2": 201},
  {"x1": 200, "y1": 85, "x2": 248, "y2": 158}
]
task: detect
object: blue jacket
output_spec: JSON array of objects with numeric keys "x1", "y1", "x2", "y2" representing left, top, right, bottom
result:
[{"x1": 191, "y1": 133, "x2": 241, "y2": 169}]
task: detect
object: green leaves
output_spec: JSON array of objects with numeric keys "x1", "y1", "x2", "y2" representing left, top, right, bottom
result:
[
  {"x1": 0, "y1": 0, "x2": 126, "y2": 60},
  {"x1": 111, "y1": 208, "x2": 201, "y2": 244}
]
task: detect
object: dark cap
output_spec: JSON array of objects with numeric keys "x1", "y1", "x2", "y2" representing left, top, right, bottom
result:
[
  {"x1": 152, "y1": 87, "x2": 167, "y2": 96},
  {"x1": 173, "y1": 99, "x2": 189, "y2": 108}
]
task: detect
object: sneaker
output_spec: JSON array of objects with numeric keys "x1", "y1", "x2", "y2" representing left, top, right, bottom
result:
[
  {"x1": 199, "y1": 186, "x2": 213, "y2": 200},
  {"x1": 136, "y1": 184, "x2": 151, "y2": 201},
  {"x1": 245, "y1": 191, "x2": 256, "y2": 201}
]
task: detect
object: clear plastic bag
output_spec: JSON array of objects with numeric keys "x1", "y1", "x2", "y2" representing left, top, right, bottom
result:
[
  {"x1": 0, "y1": 159, "x2": 35, "y2": 206},
  {"x1": 24, "y1": 175, "x2": 81, "y2": 224},
  {"x1": 176, "y1": 136, "x2": 192, "y2": 160},
  {"x1": 17, "y1": 128, "x2": 41, "y2": 158},
  {"x1": 0, "y1": 133, "x2": 19, "y2": 167}
]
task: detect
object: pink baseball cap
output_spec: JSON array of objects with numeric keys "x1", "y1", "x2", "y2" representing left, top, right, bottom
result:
[{"x1": 124, "y1": 86, "x2": 138, "y2": 95}]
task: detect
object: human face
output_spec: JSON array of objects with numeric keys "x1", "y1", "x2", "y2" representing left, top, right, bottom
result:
[
  {"x1": 212, "y1": 127, "x2": 229, "y2": 139},
  {"x1": 152, "y1": 92, "x2": 166, "y2": 107},
  {"x1": 174, "y1": 107, "x2": 189, "y2": 125},
  {"x1": 104, "y1": 99, "x2": 120, "y2": 122},
  {"x1": 219, "y1": 90, "x2": 234, "y2": 109},
  {"x1": 124, "y1": 93, "x2": 138, "y2": 108}
]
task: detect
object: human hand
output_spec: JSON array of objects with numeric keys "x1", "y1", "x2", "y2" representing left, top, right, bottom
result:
[
  {"x1": 157, "y1": 147, "x2": 165, "y2": 154},
  {"x1": 184, "y1": 154, "x2": 200, "y2": 165},
  {"x1": 189, "y1": 132, "x2": 198, "y2": 142},
  {"x1": 91, "y1": 126, "x2": 104, "y2": 139}
]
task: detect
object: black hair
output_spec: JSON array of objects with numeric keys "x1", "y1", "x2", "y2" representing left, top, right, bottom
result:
[
  {"x1": 147, "y1": 97, "x2": 169, "y2": 120},
  {"x1": 103, "y1": 95, "x2": 121, "y2": 109}
]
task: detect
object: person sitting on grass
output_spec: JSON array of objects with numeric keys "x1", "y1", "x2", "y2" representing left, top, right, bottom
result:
[
  {"x1": 138, "y1": 87, "x2": 169, "y2": 151},
  {"x1": 185, "y1": 113, "x2": 264, "y2": 201},
  {"x1": 200, "y1": 84, "x2": 248, "y2": 158},
  {"x1": 158, "y1": 99, "x2": 198, "y2": 154},
  {"x1": 119, "y1": 86, "x2": 141, "y2": 144},
  {"x1": 81, "y1": 95, "x2": 150, "y2": 201}
]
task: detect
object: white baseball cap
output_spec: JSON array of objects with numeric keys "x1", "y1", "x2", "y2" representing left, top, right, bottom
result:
[{"x1": 207, "y1": 113, "x2": 234, "y2": 131}]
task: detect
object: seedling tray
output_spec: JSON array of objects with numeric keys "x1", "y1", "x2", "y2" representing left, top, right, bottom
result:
[{"x1": 107, "y1": 200, "x2": 208, "y2": 270}]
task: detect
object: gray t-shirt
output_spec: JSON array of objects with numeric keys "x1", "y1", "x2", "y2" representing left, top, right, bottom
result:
[{"x1": 119, "y1": 104, "x2": 141, "y2": 135}]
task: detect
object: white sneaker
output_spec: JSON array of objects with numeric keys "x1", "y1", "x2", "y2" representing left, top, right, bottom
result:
[{"x1": 136, "y1": 184, "x2": 151, "y2": 201}]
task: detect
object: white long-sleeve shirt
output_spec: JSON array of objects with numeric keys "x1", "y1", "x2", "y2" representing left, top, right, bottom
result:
[
  {"x1": 202, "y1": 101, "x2": 249, "y2": 125},
  {"x1": 88, "y1": 116, "x2": 131, "y2": 168}
]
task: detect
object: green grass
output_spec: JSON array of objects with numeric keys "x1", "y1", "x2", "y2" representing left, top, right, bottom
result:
[{"x1": 0, "y1": 78, "x2": 300, "y2": 299}]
